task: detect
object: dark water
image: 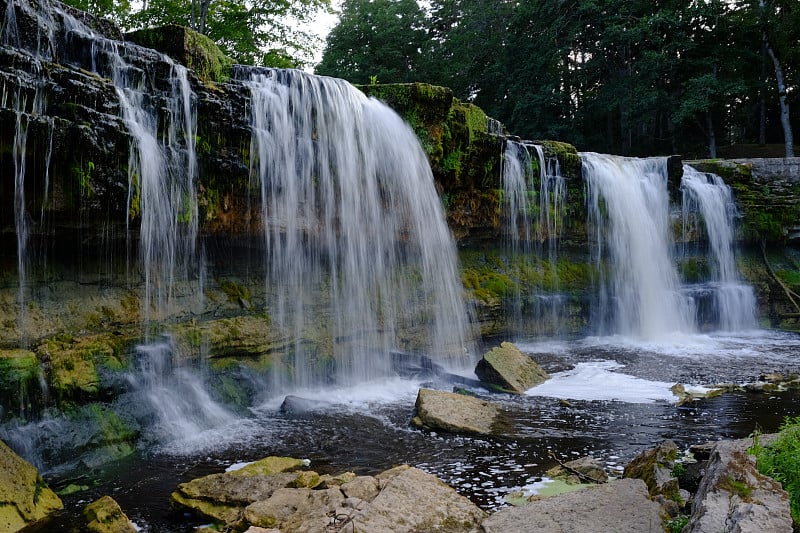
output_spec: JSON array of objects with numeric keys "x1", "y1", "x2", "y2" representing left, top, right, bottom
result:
[{"x1": 20, "y1": 330, "x2": 800, "y2": 532}]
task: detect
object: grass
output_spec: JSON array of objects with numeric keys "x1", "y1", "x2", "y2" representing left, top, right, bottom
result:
[{"x1": 751, "y1": 417, "x2": 800, "y2": 525}]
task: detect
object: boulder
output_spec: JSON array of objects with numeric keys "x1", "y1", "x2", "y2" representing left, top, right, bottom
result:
[
  {"x1": 684, "y1": 437, "x2": 792, "y2": 533},
  {"x1": 546, "y1": 456, "x2": 608, "y2": 484},
  {"x1": 481, "y1": 478, "x2": 662, "y2": 533},
  {"x1": 175, "y1": 460, "x2": 484, "y2": 533},
  {"x1": 623, "y1": 440, "x2": 680, "y2": 500},
  {"x1": 170, "y1": 456, "x2": 309, "y2": 527},
  {"x1": 347, "y1": 465, "x2": 486, "y2": 532},
  {"x1": 475, "y1": 342, "x2": 549, "y2": 393},
  {"x1": 82, "y1": 495, "x2": 137, "y2": 533},
  {"x1": 411, "y1": 388, "x2": 500, "y2": 435},
  {"x1": 0, "y1": 440, "x2": 62, "y2": 532}
]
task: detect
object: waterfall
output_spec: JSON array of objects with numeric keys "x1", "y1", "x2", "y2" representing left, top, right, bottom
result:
[
  {"x1": 13, "y1": 88, "x2": 30, "y2": 348},
  {"x1": 583, "y1": 153, "x2": 695, "y2": 339},
  {"x1": 241, "y1": 69, "x2": 473, "y2": 389},
  {"x1": 501, "y1": 141, "x2": 567, "y2": 335},
  {"x1": 681, "y1": 165, "x2": 757, "y2": 330}
]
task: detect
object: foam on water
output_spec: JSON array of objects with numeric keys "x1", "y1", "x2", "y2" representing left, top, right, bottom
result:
[{"x1": 526, "y1": 360, "x2": 680, "y2": 403}]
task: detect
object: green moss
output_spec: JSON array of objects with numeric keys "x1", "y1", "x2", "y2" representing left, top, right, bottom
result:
[{"x1": 219, "y1": 280, "x2": 251, "y2": 304}]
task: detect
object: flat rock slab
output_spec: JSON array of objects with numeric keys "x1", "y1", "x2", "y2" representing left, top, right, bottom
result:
[
  {"x1": 412, "y1": 388, "x2": 500, "y2": 435},
  {"x1": 475, "y1": 342, "x2": 548, "y2": 393},
  {"x1": 481, "y1": 478, "x2": 662, "y2": 533}
]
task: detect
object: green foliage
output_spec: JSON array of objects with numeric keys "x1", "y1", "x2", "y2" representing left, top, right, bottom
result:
[
  {"x1": 316, "y1": 0, "x2": 430, "y2": 83},
  {"x1": 320, "y1": 0, "x2": 799, "y2": 157},
  {"x1": 95, "y1": 0, "x2": 331, "y2": 67},
  {"x1": 752, "y1": 416, "x2": 800, "y2": 525},
  {"x1": 665, "y1": 515, "x2": 689, "y2": 533}
]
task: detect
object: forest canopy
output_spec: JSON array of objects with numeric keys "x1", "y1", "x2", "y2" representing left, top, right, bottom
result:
[{"x1": 317, "y1": 0, "x2": 799, "y2": 158}]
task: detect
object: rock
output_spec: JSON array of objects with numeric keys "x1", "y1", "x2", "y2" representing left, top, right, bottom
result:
[
  {"x1": 474, "y1": 342, "x2": 548, "y2": 393},
  {"x1": 684, "y1": 437, "x2": 792, "y2": 533},
  {"x1": 0, "y1": 440, "x2": 63, "y2": 532},
  {"x1": 170, "y1": 456, "x2": 310, "y2": 527},
  {"x1": 347, "y1": 465, "x2": 486, "y2": 532},
  {"x1": 82, "y1": 495, "x2": 137, "y2": 533},
  {"x1": 623, "y1": 440, "x2": 680, "y2": 499},
  {"x1": 279, "y1": 395, "x2": 328, "y2": 414},
  {"x1": 411, "y1": 388, "x2": 500, "y2": 435},
  {"x1": 340, "y1": 475, "x2": 381, "y2": 501},
  {"x1": 546, "y1": 456, "x2": 608, "y2": 484},
  {"x1": 244, "y1": 487, "x2": 345, "y2": 531},
  {"x1": 482, "y1": 478, "x2": 661, "y2": 533}
]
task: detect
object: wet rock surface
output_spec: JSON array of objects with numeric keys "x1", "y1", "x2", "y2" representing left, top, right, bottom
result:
[{"x1": 475, "y1": 342, "x2": 549, "y2": 393}]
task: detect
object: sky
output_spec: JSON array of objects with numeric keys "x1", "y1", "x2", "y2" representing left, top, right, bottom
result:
[{"x1": 303, "y1": 0, "x2": 342, "y2": 67}]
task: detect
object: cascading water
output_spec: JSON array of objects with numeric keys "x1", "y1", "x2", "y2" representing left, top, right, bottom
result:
[
  {"x1": 500, "y1": 140, "x2": 567, "y2": 335},
  {"x1": 12, "y1": 88, "x2": 30, "y2": 347},
  {"x1": 4, "y1": 0, "x2": 222, "y2": 442},
  {"x1": 582, "y1": 153, "x2": 695, "y2": 339},
  {"x1": 681, "y1": 165, "x2": 757, "y2": 330},
  {"x1": 241, "y1": 68, "x2": 473, "y2": 389}
]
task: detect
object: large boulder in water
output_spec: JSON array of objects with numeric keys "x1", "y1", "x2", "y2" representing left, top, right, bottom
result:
[
  {"x1": 411, "y1": 388, "x2": 500, "y2": 435},
  {"x1": 0, "y1": 440, "x2": 62, "y2": 531},
  {"x1": 475, "y1": 342, "x2": 549, "y2": 393}
]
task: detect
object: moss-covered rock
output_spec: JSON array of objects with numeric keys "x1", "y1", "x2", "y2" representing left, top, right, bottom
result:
[
  {"x1": 82, "y1": 495, "x2": 137, "y2": 533},
  {"x1": 475, "y1": 342, "x2": 549, "y2": 394},
  {"x1": 40, "y1": 332, "x2": 135, "y2": 405},
  {"x1": 0, "y1": 350, "x2": 42, "y2": 420},
  {"x1": 623, "y1": 440, "x2": 680, "y2": 500},
  {"x1": 126, "y1": 25, "x2": 233, "y2": 82},
  {"x1": 0, "y1": 439, "x2": 62, "y2": 531}
]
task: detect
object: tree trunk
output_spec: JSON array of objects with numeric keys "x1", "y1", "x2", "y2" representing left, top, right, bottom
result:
[
  {"x1": 764, "y1": 37, "x2": 794, "y2": 157},
  {"x1": 198, "y1": 0, "x2": 212, "y2": 35},
  {"x1": 706, "y1": 112, "x2": 717, "y2": 158}
]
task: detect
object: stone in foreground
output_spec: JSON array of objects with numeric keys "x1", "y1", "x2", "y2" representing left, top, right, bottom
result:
[
  {"x1": 684, "y1": 437, "x2": 792, "y2": 533},
  {"x1": 475, "y1": 342, "x2": 549, "y2": 393},
  {"x1": 481, "y1": 478, "x2": 661, "y2": 533},
  {"x1": 0, "y1": 440, "x2": 63, "y2": 532},
  {"x1": 411, "y1": 388, "x2": 500, "y2": 435},
  {"x1": 82, "y1": 495, "x2": 137, "y2": 533}
]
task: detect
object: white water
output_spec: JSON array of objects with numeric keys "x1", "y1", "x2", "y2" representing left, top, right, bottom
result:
[
  {"x1": 681, "y1": 165, "x2": 757, "y2": 330},
  {"x1": 242, "y1": 69, "x2": 473, "y2": 389},
  {"x1": 12, "y1": 88, "x2": 30, "y2": 347},
  {"x1": 583, "y1": 153, "x2": 695, "y2": 339}
]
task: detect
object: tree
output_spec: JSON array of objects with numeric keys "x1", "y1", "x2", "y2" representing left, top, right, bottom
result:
[
  {"x1": 316, "y1": 0, "x2": 430, "y2": 84},
  {"x1": 62, "y1": 0, "x2": 331, "y2": 67}
]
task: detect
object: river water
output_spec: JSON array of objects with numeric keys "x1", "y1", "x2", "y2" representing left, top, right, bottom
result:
[{"x1": 26, "y1": 328, "x2": 800, "y2": 532}]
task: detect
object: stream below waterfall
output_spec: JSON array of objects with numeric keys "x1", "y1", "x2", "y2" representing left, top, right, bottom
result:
[{"x1": 21, "y1": 329, "x2": 800, "y2": 532}]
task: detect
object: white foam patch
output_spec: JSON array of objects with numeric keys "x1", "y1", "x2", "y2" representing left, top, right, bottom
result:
[{"x1": 526, "y1": 361, "x2": 677, "y2": 403}]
